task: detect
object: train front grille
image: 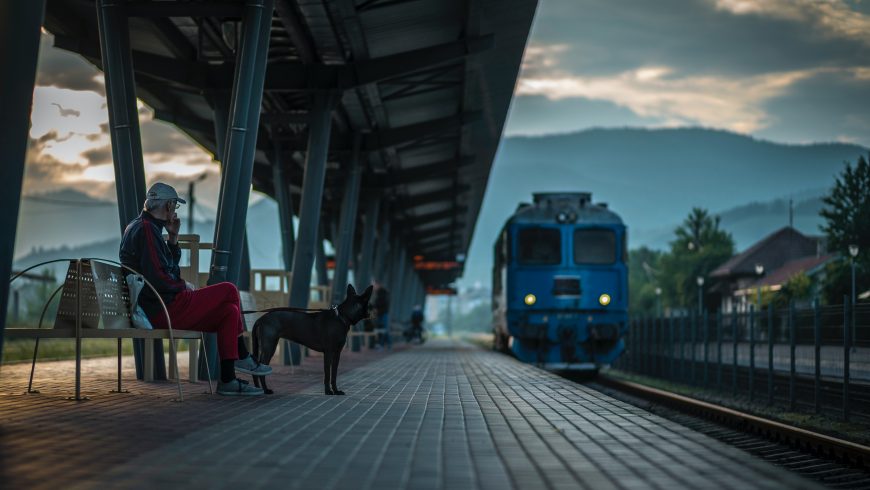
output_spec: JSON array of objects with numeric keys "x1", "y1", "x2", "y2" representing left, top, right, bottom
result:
[{"x1": 552, "y1": 276, "x2": 581, "y2": 296}]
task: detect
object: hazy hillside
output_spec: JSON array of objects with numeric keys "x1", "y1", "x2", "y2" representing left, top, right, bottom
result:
[
  {"x1": 461, "y1": 127, "x2": 867, "y2": 286},
  {"x1": 14, "y1": 191, "x2": 286, "y2": 277},
  {"x1": 14, "y1": 128, "x2": 867, "y2": 289}
]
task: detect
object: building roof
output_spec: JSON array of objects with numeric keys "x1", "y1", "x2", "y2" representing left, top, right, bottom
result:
[
  {"x1": 42, "y1": 0, "x2": 538, "y2": 287},
  {"x1": 710, "y1": 227, "x2": 822, "y2": 280},
  {"x1": 746, "y1": 254, "x2": 833, "y2": 289}
]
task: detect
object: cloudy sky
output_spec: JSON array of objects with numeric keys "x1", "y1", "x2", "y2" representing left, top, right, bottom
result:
[{"x1": 25, "y1": 0, "x2": 870, "y2": 203}]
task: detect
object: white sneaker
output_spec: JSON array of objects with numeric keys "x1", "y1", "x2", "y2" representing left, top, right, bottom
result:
[
  {"x1": 234, "y1": 355, "x2": 273, "y2": 376},
  {"x1": 217, "y1": 378, "x2": 264, "y2": 396}
]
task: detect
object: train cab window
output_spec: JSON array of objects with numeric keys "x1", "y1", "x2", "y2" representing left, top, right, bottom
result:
[
  {"x1": 573, "y1": 228, "x2": 616, "y2": 264},
  {"x1": 517, "y1": 227, "x2": 561, "y2": 265}
]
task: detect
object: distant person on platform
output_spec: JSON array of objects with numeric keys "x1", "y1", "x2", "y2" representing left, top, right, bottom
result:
[
  {"x1": 372, "y1": 280, "x2": 391, "y2": 350},
  {"x1": 119, "y1": 182, "x2": 272, "y2": 396}
]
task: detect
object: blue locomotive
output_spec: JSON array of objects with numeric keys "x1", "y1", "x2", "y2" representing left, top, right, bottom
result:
[{"x1": 491, "y1": 192, "x2": 627, "y2": 371}]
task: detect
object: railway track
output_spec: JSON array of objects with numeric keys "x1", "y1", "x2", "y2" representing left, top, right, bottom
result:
[{"x1": 588, "y1": 375, "x2": 870, "y2": 489}]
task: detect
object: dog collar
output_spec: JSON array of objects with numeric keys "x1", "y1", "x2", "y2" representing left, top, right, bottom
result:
[{"x1": 332, "y1": 305, "x2": 353, "y2": 328}]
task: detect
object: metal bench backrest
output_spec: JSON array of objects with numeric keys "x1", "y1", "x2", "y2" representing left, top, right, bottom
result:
[{"x1": 53, "y1": 260, "x2": 134, "y2": 330}]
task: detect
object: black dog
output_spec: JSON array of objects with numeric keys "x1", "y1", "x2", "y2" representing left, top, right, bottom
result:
[{"x1": 251, "y1": 284, "x2": 373, "y2": 395}]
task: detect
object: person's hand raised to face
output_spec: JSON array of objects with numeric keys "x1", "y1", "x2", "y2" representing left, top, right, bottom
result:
[{"x1": 165, "y1": 200, "x2": 181, "y2": 243}]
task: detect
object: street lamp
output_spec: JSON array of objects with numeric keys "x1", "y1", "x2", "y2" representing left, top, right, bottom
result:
[
  {"x1": 755, "y1": 263, "x2": 764, "y2": 311},
  {"x1": 655, "y1": 286, "x2": 662, "y2": 318},
  {"x1": 696, "y1": 276, "x2": 704, "y2": 314},
  {"x1": 849, "y1": 244, "x2": 858, "y2": 350},
  {"x1": 188, "y1": 173, "x2": 208, "y2": 233}
]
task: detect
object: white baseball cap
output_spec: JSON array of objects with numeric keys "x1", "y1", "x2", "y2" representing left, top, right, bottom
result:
[{"x1": 146, "y1": 182, "x2": 186, "y2": 204}]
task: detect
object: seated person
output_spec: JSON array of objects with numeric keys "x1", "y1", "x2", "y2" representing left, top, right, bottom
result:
[{"x1": 120, "y1": 182, "x2": 271, "y2": 396}]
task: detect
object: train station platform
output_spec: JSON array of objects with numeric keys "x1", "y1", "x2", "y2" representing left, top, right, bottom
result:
[{"x1": 0, "y1": 340, "x2": 818, "y2": 489}]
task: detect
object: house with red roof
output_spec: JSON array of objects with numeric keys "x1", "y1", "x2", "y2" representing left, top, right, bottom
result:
[{"x1": 708, "y1": 227, "x2": 831, "y2": 312}]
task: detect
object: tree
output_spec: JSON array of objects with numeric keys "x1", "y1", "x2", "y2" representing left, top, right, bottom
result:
[
  {"x1": 659, "y1": 208, "x2": 735, "y2": 309},
  {"x1": 773, "y1": 272, "x2": 812, "y2": 308},
  {"x1": 820, "y1": 154, "x2": 870, "y2": 303},
  {"x1": 628, "y1": 247, "x2": 664, "y2": 316}
]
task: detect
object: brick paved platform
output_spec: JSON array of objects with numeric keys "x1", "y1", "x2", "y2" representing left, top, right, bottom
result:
[{"x1": 1, "y1": 340, "x2": 818, "y2": 489}]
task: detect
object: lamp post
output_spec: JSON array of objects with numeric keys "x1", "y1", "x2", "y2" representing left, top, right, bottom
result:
[
  {"x1": 696, "y1": 276, "x2": 704, "y2": 314},
  {"x1": 755, "y1": 263, "x2": 764, "y2": 311},
  {"x1": 187, "y1": 173, "x2": 208, "y2": 234},
  {"x1": 655, "y1": 286, "x2": 662, "y2": 318},
  {"x1": 849, "y1": 244, "x2": 858, "y2": 350}
]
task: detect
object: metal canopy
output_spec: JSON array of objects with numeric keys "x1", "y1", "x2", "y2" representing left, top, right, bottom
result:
[{"x1": 42, "y1": 0, "x2": 536, "y2": 288}]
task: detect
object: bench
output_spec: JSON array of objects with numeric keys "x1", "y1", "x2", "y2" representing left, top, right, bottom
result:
[{"x1": 6, "y1": 258, "x2": 212, "y2": 401}]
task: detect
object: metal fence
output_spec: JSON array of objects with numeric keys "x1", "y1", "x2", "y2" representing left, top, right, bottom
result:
[{"x1": 616, "y1": 300, "x2": 870, "y2": 421}]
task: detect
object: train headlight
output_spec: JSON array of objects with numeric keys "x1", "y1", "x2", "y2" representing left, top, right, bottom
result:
[
  {"x1": 524, "y1": 293, "x2": 537, "y2": 306},
  {"x1": 599, "y1": 293, "x2": 611, "y2": 306}
]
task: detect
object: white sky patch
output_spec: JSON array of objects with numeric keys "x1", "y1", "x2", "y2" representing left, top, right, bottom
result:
[
  {"x1": 710, "y1": 0, "x2": 870, "y2": 45},
  {"x1": 517, "y1": 66, "x2": 822, "y2": 133},
  {"x1": 63, "y1": 163, "x2": 117, "y2": 183},
  {"x1": 520, "y1": 43, "x2": 571, "y2": 77},
  {"x1": 30, "y1": 86, "x2": 107, "y2": 139}
]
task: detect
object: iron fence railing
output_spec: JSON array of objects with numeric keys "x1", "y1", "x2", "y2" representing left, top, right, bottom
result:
[{"x1": 616, "y1": 300, "x2": 870, "y2": 422}]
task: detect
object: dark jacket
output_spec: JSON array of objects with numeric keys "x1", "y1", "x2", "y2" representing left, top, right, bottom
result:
[
  {"x1": 373, "y1": 287, "x2": 390, "y2": 314},
  {"x1": 119, "y1": 211, "x2": 186, "y2": 320}
]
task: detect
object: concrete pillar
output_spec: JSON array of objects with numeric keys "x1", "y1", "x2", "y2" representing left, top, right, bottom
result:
[
  {"x1": 0, "y1": 0, "x2": 44, "y2": 361},
  {"x1": 288, "y1": 92, "x2": 338, "y2": 308},
  {"x1": 331, "y1": 135, "x2": 363, "y2": 301},
  {"x1": 209, "y1": 0, "x2": 274, "y2": 286},
  {"x1": 355, "y1": 195, "x2": 380, "y2": 289}
]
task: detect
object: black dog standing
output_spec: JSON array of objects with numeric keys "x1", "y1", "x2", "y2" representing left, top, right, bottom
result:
[{"x1": 251, "y1": 284, "x2": 373, "y2": 395}]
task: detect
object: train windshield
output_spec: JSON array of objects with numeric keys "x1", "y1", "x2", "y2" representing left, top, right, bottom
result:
[
  {"x1": 573, "y1": 228, "x2": 616, "y2": 264},
  {"x1": 517, "y1": 227, "x2": 561, "y2": 265}
]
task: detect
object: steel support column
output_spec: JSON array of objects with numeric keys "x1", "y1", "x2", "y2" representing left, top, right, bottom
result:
[
  {"x1": 209, "y1": 0, "x2": 274, "y2": 286},
  {"x1": 271, "y1": 141, "x2": 297, "y2": 365},
  {"x1": 390, "y1": 246, "x2": 408, "y2": 323},
  {"x1": 239, "y1": 234, "x2": 252, "y2": 291},
  {"x1": 355, "y1": 195, "x2": 380, "y2": 289},
  {"x1": 196, "y1": 93, "x2": 233, "y2": 381},
  {"x1": 316, "y1": 227, "x2": 330, "y2": 287},
  {"x1": 0, "y1": 0, "x2": 44, "y2": 364},
  {"x1": 97, "y1": 0, "x2": 165, "y2": 380},
  {"x1": 288, "y1": 92, "x2": 338, "y2": 309},
  {"x1": 272, "y1": 141, "x2": 296, "y2": 271},
  {"x1": 374, "y1": 218, "x2": 392, "y2": 283},
  {"x1": 331, "y1": 135, "x2": 363, "y2": 300},
  {"x1": 97, "y1": 0, "x2": 147, "y2": 228}
]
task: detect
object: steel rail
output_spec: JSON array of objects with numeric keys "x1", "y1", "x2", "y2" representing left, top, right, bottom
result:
[{"x1": 597, "y1": 374, "x2": 870, "y2": 468}]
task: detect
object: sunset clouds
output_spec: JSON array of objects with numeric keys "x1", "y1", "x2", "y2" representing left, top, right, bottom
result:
[{"x1": 507, "y1": 0, "x2": 870, "y2": 143}]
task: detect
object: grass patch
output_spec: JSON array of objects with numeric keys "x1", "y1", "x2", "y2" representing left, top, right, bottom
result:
[{"x1": 2, "y1": 338, "x2": 188, "y2": 364}]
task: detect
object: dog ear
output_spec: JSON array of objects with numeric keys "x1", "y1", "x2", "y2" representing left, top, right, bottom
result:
[
  {"x1": 346, "y1": 284, "x2": 357, "y2": 298},
  {"x1": 361, "y1": 285, "x2": 374, "y2": 301}
]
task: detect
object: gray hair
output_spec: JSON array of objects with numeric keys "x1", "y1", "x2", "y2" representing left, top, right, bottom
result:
[{"x1": 143, "y1": 198, "x2": 168, "y2": 212}]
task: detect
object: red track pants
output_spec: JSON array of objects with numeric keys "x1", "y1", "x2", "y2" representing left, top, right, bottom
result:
[{"x1": 152, "y1": 282, "x2": 244, "y2": 361}]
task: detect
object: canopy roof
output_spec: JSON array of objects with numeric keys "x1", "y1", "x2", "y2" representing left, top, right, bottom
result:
[{"x1": 43, "y1": 0, "x2": 537, "y2": 287}]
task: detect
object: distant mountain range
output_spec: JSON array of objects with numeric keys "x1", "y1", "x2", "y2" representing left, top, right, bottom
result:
[
  {"x1": 14, "y1": 189, "x2": 286, "y2": 278},
  {"x1": 461, "y1": 127, "x2": 866, "y2": 286},
  {"x1": 13, "y1": 127, "x2": 868, "y2": 288}
]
